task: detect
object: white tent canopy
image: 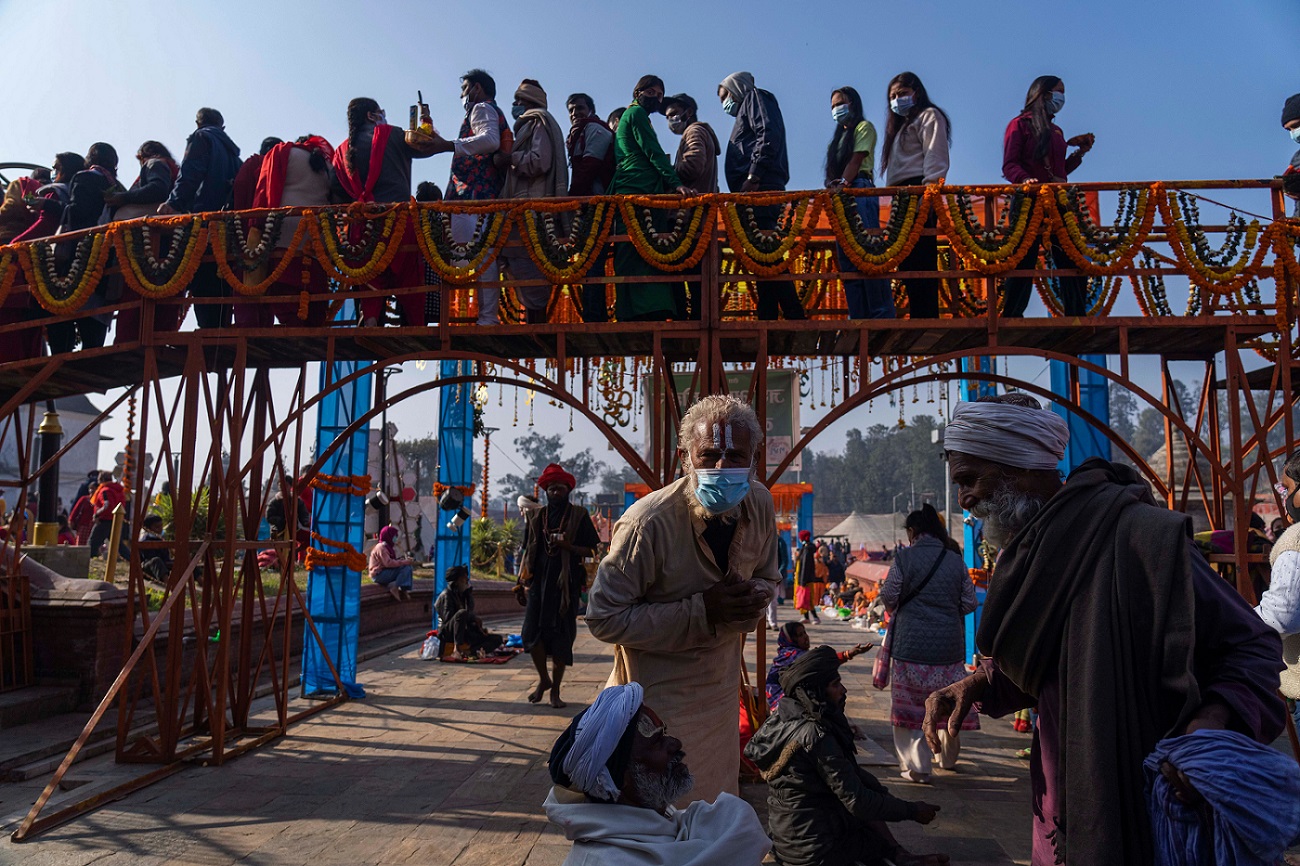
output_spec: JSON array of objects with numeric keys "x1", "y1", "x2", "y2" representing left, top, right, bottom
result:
[{"x1": 822, "y1": 511, "x2": 903, "y2": 551}]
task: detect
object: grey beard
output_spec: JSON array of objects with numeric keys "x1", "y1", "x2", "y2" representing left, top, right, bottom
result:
[
  {"x1": 971, "y1": 483, "x2": 1047, "y2": 549},
  {"x1": 628, "y1": 757, "x2": 694, "y2": 813}
]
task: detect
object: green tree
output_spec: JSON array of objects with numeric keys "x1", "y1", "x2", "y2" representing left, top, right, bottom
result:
[
  {"x1": 394, "y1": 435, "x2": 438, "y2": 482},
  {"x1": 497, "y1": 431, "x2": 606, "y2": 499}
]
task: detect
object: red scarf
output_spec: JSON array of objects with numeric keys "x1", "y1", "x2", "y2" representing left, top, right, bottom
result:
[
  {"x1": 255, "y1": 136, "x2": 336, "y2": 209},
  {"x1": 330, "y1": 125, "x2": 393, "y2": 203}
]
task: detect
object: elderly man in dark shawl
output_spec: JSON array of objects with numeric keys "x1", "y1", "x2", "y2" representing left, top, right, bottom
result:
[
  {"x1": 745, "y1": 646, "x2": 946, "y2": 866},
  {"x1": 925, "y1": 394, "x2": 1285, "y2": 866},
  {"x1": 520, "y1": 462, "x2": 600, "y2": 708}
]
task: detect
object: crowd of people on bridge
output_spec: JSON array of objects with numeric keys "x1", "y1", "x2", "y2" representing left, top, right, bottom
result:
[{"x1": 9, "y1": 73, "x2": 1293, "y2": 359}]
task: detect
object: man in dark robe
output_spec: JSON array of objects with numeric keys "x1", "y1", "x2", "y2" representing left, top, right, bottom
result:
[
  {"x1": 521, "y1": 462, "x2": 600, "y2": 708},
  {"x1": 924, "y1": 394, "x2": 1285, "y2": 866}
]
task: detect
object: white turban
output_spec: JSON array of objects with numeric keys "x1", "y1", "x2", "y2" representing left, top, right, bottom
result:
[
  {"x1": 560, "y1": 683, "x2": 644, "y2": 801},
  {"x1": 945, "y1": 401, "x2": 1069, "y2": 471}
]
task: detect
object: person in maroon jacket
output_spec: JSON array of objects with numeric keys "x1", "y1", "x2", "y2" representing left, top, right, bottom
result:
[{"x1": 999, "y1": 75, "x2": 1095, "y2": 318}]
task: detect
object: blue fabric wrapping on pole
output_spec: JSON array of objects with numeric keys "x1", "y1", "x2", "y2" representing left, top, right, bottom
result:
[
  {"x1": 1050, "y1": 355, "x2": 1111, "y2": 472},
  {"x1": 1144, "y1": 729, "x2": 1300, "y2": 865},
  {"x1": 303, "y1": 350, "x2": 372, "y2": 699},
  {"x1": 433, "y1": 359, "x2": 474, "y2": 626}
]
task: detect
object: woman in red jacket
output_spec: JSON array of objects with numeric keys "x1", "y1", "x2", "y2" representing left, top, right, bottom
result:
[{"x1": 999, "y1": 76, "x2": 1095, "y2": 318}]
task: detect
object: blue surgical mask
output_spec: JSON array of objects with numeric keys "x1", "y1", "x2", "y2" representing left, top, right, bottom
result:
[
  {"x1": 1048, "y1": 91, "x2": 1065, "y2": 114},
  {"x1": 511, "y1": 105, "x2": 527, "y2": 121},
  {"x1": 831, "y1": 105, "x2": 852, "y2": 124},
  {"x1": 889, "y1": 95, "x2": 914, "y2": 116},
  {"x1": 1290, "y1": 127, "x2": 1300, "y2": 144},
  {"x1": 722, "y1": 97, "x2": 739, "y2": 117},
  {"x1": 694, "y1": 467, "x2": 752, "y2": 515}
]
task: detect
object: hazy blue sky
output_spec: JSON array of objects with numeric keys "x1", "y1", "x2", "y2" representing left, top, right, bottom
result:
[{"x1": 3, "y1": 0, "x2": 1296, "y2": 494}]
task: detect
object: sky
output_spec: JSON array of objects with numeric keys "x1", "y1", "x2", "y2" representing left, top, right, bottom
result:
[{"x1": 2, "y1": 0, "x2": 1297, "y2": 497}]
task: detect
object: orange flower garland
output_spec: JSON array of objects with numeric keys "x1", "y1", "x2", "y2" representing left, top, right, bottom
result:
[
  {"x1": 618, "y1": 198, "x2": 714, "y2": 272},
  {"x1": 933, "y1": 186, "x2": 1048, "y2": 274},
  {"x1": 1046, "y1": 183, "x2": 1157, "y2": 276},
  {"x1": 827, "y1": 186, "x2": 932, "y2": 276},
  {"x1": 0, "y1": 249, "x2": 17, "y2": 309},
  {"x1": 411, "y1": 201, "x2": 512, "y2": 285},
  {"x1": 307, "y1": 205, "x2": 409, "y2": 286},
  {"x1": 19, "y1": 229, "x2": 112, "y2": 314},
  {"x1": 304, "y1": 531, "x2": 368, "y2": 572},
  {"x1": 721, "y1": 192, "x2": 821, "y2": 277},
  {"x1": 310, "y1": 472, "x2": 371, "y2": 496},
  {"x1": 1157, "y1": 192, "x2": 1270, "y2": 295},
  {"x1": 212, "y1": 214, "x2": 310, "y2": 296},
  {"x1": 520, "y1": 201, "x2": 614, "y2": 282},
  {"x1": 113, "y1": 216, "x2": 208, "y2": 299}
]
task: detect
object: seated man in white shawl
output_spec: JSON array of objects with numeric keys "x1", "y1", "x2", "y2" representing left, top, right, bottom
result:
[{"x1": 544, "y1": 683, "x2": 770, "y2": 866}]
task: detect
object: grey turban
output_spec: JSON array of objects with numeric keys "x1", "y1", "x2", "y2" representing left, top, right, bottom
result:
[{"x1": 945, "y1": 401, "x2": 1069, "y2": 471}]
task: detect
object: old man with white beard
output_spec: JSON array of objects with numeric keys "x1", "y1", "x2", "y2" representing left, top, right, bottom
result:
[
  {"x1": 587, "y1": 395, "x2": 780, "y2": 804},
  {"x1": 928, "y1": 394, "x2": 1285, "y2": 866}
]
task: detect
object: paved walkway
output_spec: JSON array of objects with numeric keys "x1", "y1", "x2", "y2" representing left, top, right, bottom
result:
[{"x1": 0, "y1": 615, "x2": 1036, "y2": 866}]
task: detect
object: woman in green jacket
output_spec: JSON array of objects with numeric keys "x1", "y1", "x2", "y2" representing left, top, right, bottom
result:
[{"x1": 608, "y1": 75, "x2": 691, "y2": 322}]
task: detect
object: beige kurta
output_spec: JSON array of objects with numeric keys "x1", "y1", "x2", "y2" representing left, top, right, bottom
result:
[{"x1": 585, "y1": 476, "x2": 781, "y2": 804}]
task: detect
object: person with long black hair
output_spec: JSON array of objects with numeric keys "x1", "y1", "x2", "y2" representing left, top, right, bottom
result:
[
  {"x1": 881, "y1": 73, "x2": 950, "y2": 319},
  {"x1": 1000, "y1": 75, "x2": 1095, "y2": 317},
  {"x1": 825, "y1": 86, "x2": 892, "y2": 319}
]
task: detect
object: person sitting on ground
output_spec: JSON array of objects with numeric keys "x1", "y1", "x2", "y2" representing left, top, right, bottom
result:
[
  {"x1": 545, "y1": 682, "x2": 771, "y2": 866},
  {"x1": 368, "y1": 525, "x2": 413, "y2": 601},
  {"x1": 435, "y1": 565, "x2": 503, "y2": 659},
  {"x1": 745, "y1": 646, "x2": 947, "y2": 866},
  {"x1": 138, "y1": 513, "x2": 172, "y2": 582},
  {"x1": 766, "y1": 621, "x2": 872, "y2": 711}
]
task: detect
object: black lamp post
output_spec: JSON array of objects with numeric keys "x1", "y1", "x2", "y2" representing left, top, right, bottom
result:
[{"x1": 34, "y1": 400, "x2": 62, "y2": 546}]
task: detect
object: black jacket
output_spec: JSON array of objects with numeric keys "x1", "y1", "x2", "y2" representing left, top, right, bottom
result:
[
  {"x1": 724, "y1": 87, "x2": 789, "y2": 192},
  {"x1": 744, "y1": 698, "x2": 916, "y2": 866}
]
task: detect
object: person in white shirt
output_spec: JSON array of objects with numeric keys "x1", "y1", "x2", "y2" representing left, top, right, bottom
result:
[
  {"x1": 880, "y1": 72, "x2": 952, "y2": 320},
  {"x1": 1258, "y1": 452, "x2": 1300, "y2": 714},
  {"x1": 544, "y1": 683, "x2": 770, "y2": 866}
]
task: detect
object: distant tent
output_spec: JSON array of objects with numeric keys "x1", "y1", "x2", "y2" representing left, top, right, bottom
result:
[{"x1": 823, "y1": 511, "x2": 901, "y2": 551}]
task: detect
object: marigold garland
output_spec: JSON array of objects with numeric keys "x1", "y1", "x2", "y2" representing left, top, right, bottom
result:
[
  {"x1": 618, "y1": 200, "x2": 713, "y2": 271},
  {"x1": 520, "y1": 201, "x2": 614, "y2": 282},
  {"x1": 304, "y1": 531, "x2": 367, "y2": 572},
  {"x1": 307, "y1": 205, "x2": 408, "y2": 286},
  {"x1": 1157, "y1": 192, "x2": 1270, "y2": 294},
  {"x1": 113, "y1": 216, "x2": 208, "y2": 299},
  {"x1": 934, "y1": 186, "x2": 1047, "y2": 274},
  {"x1": 431, "y1": 482, "x2": 475, "y2": 498},
  {"x1": 411, "y1": 202, "x2": 512, "y2": 285},
  {"x1": 0, "y1": 250, "x2": 17, "y2": 309},
  {"x1": 19, "y1": 229, "x2": 112, "y2": 314},
  {"x1": 1047, "y1": 183, "x2": 1157, "y2": 275},
  {"x1": 212, "y1": 213, "x2": 311, "y2": 296},
  {"x1": 827, "y1": 187, "x2": 932, "y2": 276},
  {"x1": 721, "y1": 193, "x2": 821, "y2": 277}
]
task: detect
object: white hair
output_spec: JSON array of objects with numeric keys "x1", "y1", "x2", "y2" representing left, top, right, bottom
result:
[{"x1": 678, "y1": 394, "x2": 764, "y2": 459}]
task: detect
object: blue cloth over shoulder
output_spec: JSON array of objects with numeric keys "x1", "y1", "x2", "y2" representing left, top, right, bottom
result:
[{"x1": 1143, "y1": 728, "x2": 1300, "y2": 866}]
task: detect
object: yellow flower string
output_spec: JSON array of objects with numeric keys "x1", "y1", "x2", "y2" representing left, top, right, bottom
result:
[
  {"x1": 307, "y1": 205, "x2": 408, "y2": 286},
  {"x1": 113, "y1": 216, "x2": 208, "y2": 299}
]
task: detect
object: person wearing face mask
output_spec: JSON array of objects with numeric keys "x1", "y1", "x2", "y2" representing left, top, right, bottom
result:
[
  {"x1": 825, "y1": 86, "x2": 893, "y2": 320},
  {"x1": 1257, "y1": 450, "x2": 1300, "y2": 723},
  {"x1": 565, "y1": 93, "x2": 616, "y2": 323},
  {"x1": 608, "y1": 75, "x2": 691, "y2": 322},
  {"x1": 718, "y1": 71, "x2": 803, "y2": 322},
  {"x1": 664, "y1": 93, "x2": 720, "y2": 321},
  {"x1": 881, "y1": 73, "x2": 951, "y2": 319},
  {"x1": 331, "y1": 97, "x2": 437, "y2": 327},
  {"x1": 422, "y1": 69, "x2": 514, "y2": 325},
  {"x1": 1282, "y1": 94, "x2": 1300, "y2": 217},
  {"x1": 587, "y1": 395, "x2": 781, "y2": 805},
  {"x1": 500, "y1": 79, "x2": 569, "y2": 323},
  {"x1": 1000, "y1": 75, "x2": 1095, "y2": 318}
]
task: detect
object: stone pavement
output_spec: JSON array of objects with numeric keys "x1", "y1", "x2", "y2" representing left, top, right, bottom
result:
[{"x1": 0, "y1": 614, "x2": 1036, "y2": 866}]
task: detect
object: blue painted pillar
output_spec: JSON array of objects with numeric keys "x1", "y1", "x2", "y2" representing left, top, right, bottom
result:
[
  {"x1": 434, "y1": 359, "x2": 474, "y2": 626},
  {"x1": 796, "y1": 491, "x2": 814, "y2": 541},
  {"x1": 959, "y1": 358, "x2": 996, "y2": 663},
  {"x1": 304, "y1": 352, "x2": 372, "y2": 698},
  {"x1": 1050, "y1": 355, "x2": 1111, "y2": 471}
]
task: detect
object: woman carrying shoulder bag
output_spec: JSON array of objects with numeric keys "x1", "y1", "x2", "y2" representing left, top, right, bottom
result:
[{"x1": 878, "y1": 504, "x2": 977, "y2": 783}]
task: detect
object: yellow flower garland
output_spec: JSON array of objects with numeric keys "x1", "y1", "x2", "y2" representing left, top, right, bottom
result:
[
  {"x1": 722, "y1": 194, "x2": 820, "y2": 277},
  {"x1": 308, "y1": 206, "x2": 409, "y2": 286},
  {"x1": 934, "y1": 186, "x2": 1047, "y2": 274},
  {"x1": 617, "y1": 200, "x2": 713, "y2": 272},
  {"x1": 1158, "y1": 192, "x2": 1269, "y2": 294},
  {"x1": 827, "y1": 187, "x2": 932, "y2": 275},
  {"x1": 212, "y1": 216, "x2": 311, "y2": 296},
  {"x1": 113, "y1": 217, "x2": 208, "y2": 299},
  {"x1": 520, "y1": 202, "x2": 614, "y2": 283},
  {"x1": 19, "y1": 229, "x2": 112, "y2": 314},
  {"x1": 411, "y1": 202, "x2": 512, "y2": 285},
  {"x1": 1047, "y1": 183, "x2": 1156, "y2": 275},
  {"x1": 0, "y1": 250, "x2": 16, "y2": 309}
]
